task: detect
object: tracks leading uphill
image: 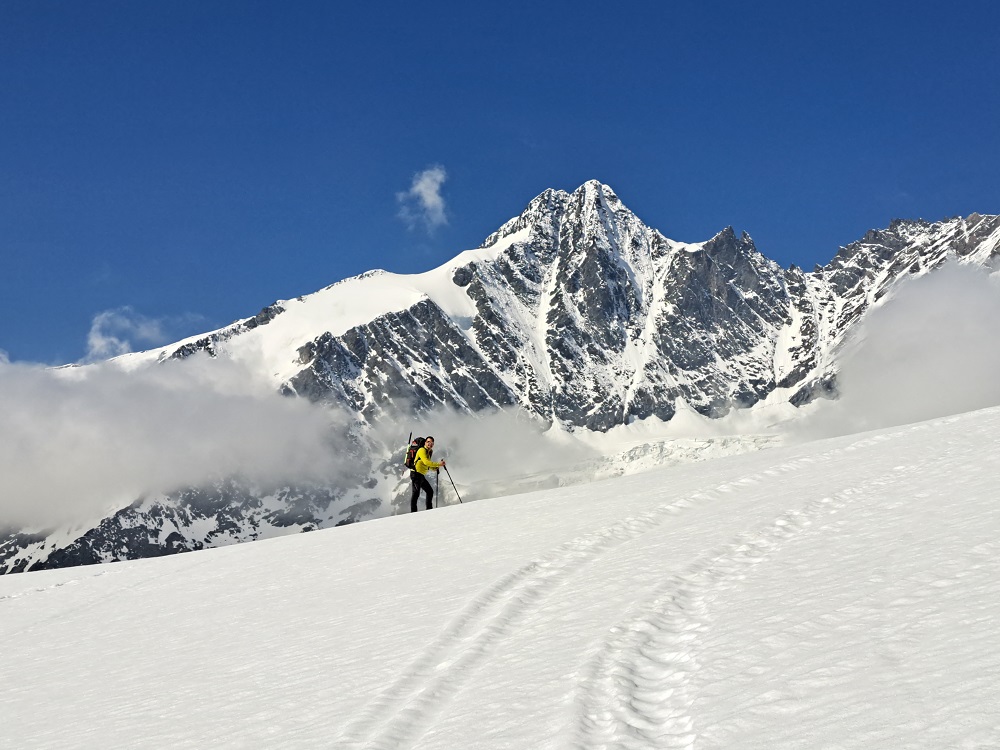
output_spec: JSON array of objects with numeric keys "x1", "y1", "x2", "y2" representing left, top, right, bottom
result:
[
  {"x1": 570, "y1": 429, "x2": 934, "y2": 750},
  {"x1": 338, "y1": 428, "x2": 913, "y2": 750}
]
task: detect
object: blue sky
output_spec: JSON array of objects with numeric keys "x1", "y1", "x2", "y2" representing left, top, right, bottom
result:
[{"x1": 2, "y1": 0, "x2": 998, "y2": 365}]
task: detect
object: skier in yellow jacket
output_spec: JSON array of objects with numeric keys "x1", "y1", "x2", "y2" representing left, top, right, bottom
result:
[{"x1": 410, "y1": 436, "x2": 445, "y2": 512}]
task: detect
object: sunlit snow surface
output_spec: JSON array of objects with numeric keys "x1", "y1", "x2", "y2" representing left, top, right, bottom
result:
[{"x1": 3, "y1": 407, "x2": 1000, "y2": 749}]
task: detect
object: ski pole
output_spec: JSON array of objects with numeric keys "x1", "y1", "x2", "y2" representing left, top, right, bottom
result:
[
  {"x1": 443, "y1": 465, "x2": 463, "y2": 504},
  {"x1": 404, "y1": 432, "x2": 413, "y2": 481},
  {"x1": 435, "y1": 469, "x2": 440, "y2": 509}
]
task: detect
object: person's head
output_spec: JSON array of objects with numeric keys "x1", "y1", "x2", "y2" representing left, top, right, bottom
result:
[{"x1": 424, "y1": 436, "x2": 434, "y2": 449}]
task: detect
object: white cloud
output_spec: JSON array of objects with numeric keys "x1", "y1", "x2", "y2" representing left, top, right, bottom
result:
[
  {"x1": 0, "y1": 355, "x2": 347, "y2": 531},
  {"x1": 801, "y1": 263, "x2": 1000, "y2": 436},
  {"x1": 85, "y1": 307, "x2": 166, "y2": 361},
  {"x1": 397, "y1": 165, "x2": 448, "y2": 232},
  {"x1": 84, "y1": 307, "x2": 207, "y2": 363}
]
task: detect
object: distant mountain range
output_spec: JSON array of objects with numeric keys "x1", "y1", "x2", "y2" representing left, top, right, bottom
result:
[{"x1": 4, "y1": 181, "x2": 997, "y2": 573}]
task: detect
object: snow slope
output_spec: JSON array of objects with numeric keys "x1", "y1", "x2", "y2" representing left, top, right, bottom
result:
[
  {"x1": 3, "y1": 406, "x2": 1000, "y2": 749},
  {"x1": 115, "y1": 227, "x2": 532, "y2": 384}
]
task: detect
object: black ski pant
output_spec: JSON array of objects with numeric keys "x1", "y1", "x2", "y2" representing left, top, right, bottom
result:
[{"x1": 410, "y1": 471, "x2": 434, "y2": 512}]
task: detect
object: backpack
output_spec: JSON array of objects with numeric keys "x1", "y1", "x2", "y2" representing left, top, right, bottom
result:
[{"x1": 404, "y1": 437, "x2": 426, "y2": 470}]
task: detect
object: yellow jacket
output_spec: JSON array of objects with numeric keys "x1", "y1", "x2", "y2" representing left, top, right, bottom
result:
[{"x1": 414, "y1": 446, "x2": 442, "y2": 475}]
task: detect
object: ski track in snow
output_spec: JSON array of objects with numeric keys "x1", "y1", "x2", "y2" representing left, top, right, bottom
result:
[
  {"x1": 569, "y1": 429, "x2": 914, "y2": 750},
  {"x1": 335, "y1": 493, "x2": 697, "y2": 749},
  {"x1": 336, "y1": 427, "x2": 914, "y2": 750}
]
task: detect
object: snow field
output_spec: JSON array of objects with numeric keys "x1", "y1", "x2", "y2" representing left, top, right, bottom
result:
[{"x1": 2, "y1": 408, "x2": 1000, "y2": 749}]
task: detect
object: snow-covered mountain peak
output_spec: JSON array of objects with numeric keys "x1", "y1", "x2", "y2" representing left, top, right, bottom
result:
[
  {"x1": 9, "y1": 185, "x2": 998, "y2": 574},
  {"x1": 123, "y1": 185, "x2": 998, "y2": 435},
  {"x1": 572, "y1": 179, "x2": 623, "y2": 214},
  {"x1": 481, "y1": 181, "x2": 636, "y2": 255}
]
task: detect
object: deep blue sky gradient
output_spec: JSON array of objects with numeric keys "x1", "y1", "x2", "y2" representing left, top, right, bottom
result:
[{"x1": 2, "y1": 0, "x2": 998, "y2": 363}]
